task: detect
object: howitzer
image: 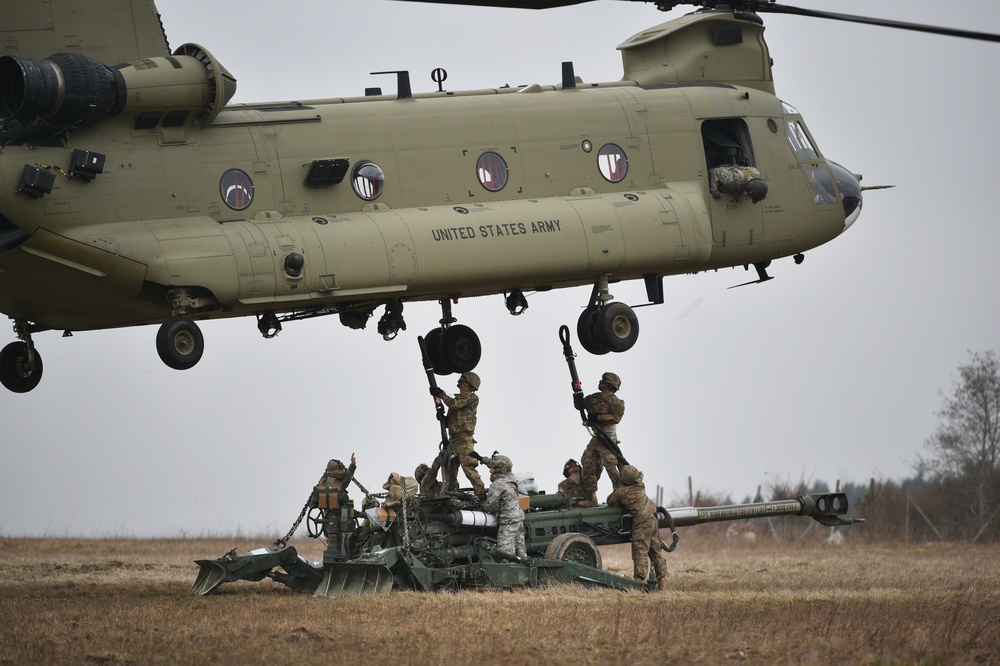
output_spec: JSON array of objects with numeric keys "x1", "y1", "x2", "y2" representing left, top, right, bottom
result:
[
  {"x1": 417, "y1": 335, "x2": 451, "y2": 493},
  {"x1": 191, "y1": 490, "x2": 863, "y2": 596},
  {"x1": 558, "y1": 325, "x2": 628, "y2": 466}
]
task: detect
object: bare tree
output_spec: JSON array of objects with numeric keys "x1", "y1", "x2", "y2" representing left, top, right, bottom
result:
[{"x1": 920, "y1": 351, "x2": 1000, "y2": 532}]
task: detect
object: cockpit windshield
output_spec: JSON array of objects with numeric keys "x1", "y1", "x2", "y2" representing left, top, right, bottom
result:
[{"x1": 786, "y1": 119, "x2": 818, "y2": 161}]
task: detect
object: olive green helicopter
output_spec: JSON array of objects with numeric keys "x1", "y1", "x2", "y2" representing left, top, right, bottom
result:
[{"x1": 1, "y1": 0, "x2": 997, "y2": 393}]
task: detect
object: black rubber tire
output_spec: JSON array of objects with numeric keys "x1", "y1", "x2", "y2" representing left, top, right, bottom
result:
[
  {"x1": 595, "y1": 301, "x2": 639, "y2": 353},
  {"x1": 156, "y1": 316, "x2": 205, "y2": 370},
  {"x1": 425, "y1": 328, "x2": 455, "y2": 376},
  {"x1": 543, "y1": 532, "x2": 603, "y2": 570},
  {"x1": 577, "y1": 305, "x2": 611, "y2": 356},
  {"x1": 441, "y1": 324, "x2": 481, "y2": 373},
  {"x1": 0, "y1": 342, "x2": 43, "y2": 393}
]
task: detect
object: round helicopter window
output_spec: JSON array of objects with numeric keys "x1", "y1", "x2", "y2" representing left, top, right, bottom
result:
[
  {"x1": 476, "y1": 152, "x2": 508, "y2": 192},
  {"x1": 597, "y1": 143, "x2": 628, "y2": 183},
  {"x1": 352, "y1": 161, "x2": 385, "y2": 201},
  {"x1": 220, "y1": 169, "x2": 254, "y2": 211}
]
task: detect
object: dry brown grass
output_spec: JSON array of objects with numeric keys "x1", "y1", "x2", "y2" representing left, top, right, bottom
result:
[{"x1": 1, "y1": 533, "x2": 997, "y2": 664}]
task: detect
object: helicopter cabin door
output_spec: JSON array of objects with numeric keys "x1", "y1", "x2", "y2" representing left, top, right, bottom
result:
[{"x1": 701, "y1": 119, "x2": 763, "y2": 248}]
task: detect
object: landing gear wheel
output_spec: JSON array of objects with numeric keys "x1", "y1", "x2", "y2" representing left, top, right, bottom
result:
[
  {"x1": 156, "y1": 316, "x2": 204, "y2": 370},
  {"x1": 441, "y1": 324, "x2": 481, "y2": 373},
  {"x1": 595, "y1": 302, "x2": 639, "y2": 352},
  {"x1": 543, "y1": 532, "x2": 603, "y2": 570},
  {"x1": 577, "y1": 306, "x2": 611, "y2": 356},
  {"x1": 424, "y1": 328, "x2": 455, "y2": 376},
  {"x1": 0, "y1": 342, "x2": 43, "y2": 393}
]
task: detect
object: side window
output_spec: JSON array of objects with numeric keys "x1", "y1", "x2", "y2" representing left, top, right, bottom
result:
[
  {"x1": 597, "y1": 143, "x2": 628, "y2": 183},
  {"x1": 351, "y1": 161, "x2": 385, "y2": 201},
  {"x1": 702, "y1": 118, "x2": 756, "y2": 168},
  {"x1": 476, "y1": 152, "x2": 508, "y2": 192}
]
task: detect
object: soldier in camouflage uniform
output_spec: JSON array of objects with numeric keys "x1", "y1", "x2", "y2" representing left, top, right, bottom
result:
[
  {"x1": 709, "y1": 165, "x2": 768, "y2": 203},
  {"x1": 382, "y1": 472, "x2": 418, "y2": 510},
  {"x1": 433, "y1": 371, "x2": 486, "y2": 496},
  {"x1": 310, "y1": 453, "x2": 357, "y2": 507},
  {"x1": 607, "y1": 465, "x2": 667, "y2": 591},
  {"x1": 415, "y1": 457, "x2": 444, "y2": 496},
  {"x1": 576, "y1": 372, "x2": 625, "y2": 492},
  {"x1": 557, "y1": 458, "x2": 597, "y2": 507},
  {"x1": 481, "y1": 454, "x2": 526, "y2": 562}
]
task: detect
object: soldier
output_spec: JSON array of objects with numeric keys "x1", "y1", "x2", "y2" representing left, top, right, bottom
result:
[
  {"x1": 432, "y1": 371, "x2": 486, "y2": 497},
  {"x1": 415, "y1": 457, "x2": 444, "y2": 496},
  {"x1": 576, "y1": 371, "x2": 625, "y2": 492},
  {"x1": 481, "y1": 454, "x2": 527, "y2": 562},
  {"x1": 709, "y1": 164, "x2": 768, "y2": 203},
  {"x1": 607, "y1": 465, "x2": 667, "y2": 591},
  {"x1": 310, "y1": 453, "x2": 357, "y2": 507},
  {"x1": 557, "y1": 458, "x2": 597, "y2": 507},
  {"x1": 382, "y1": 472, "x2": 418, "y2": 510}
]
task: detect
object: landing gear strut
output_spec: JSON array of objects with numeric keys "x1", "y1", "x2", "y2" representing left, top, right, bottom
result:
[
  {"x1": 0, "y1": 320, "x2": 43, "y2": 393},
  {"x1": 576, "y1": 276, "x2": 640, "y2": 356},
  {"x1": 422, "y1": 299, "x2": 481, "y2": 375}
]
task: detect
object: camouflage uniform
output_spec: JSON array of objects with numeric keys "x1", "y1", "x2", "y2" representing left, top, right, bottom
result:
[
  {"x1": 382, "y1": 472, "x2": 418, "y2": 510},
  {"x1": 607, "y1": 467, "x2": 667, "y2": 589},
  {"x1": 557, "y1": 477, "x2": 597, "y2": 507},
  {"x1": 416, "y1": 458, "x2": 444, "y2": 496},
  {"x1": 482, "y1": 470, "x2": 526, "y2": 561},
  {"x1": 440, "y1": 390, "x2": 486, "y2": 496},
  {"x1": 576, "y1": 390, "x2": 625, "y2": 492},
  {"x1": 709, "y1": 165, "x2": 762, "y2": 199},
  {"x1": 311, "y1": 457, "x2": 356, "y2": 507}
]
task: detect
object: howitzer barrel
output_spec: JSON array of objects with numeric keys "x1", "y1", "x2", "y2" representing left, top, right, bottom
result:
[{"x1": 660, "y1": 493, "x2": 863, "y2": 529}]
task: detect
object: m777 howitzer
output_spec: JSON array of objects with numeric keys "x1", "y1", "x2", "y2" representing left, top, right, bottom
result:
[{"x1": 190, "y1": 488, "x2": 863, "y2": 596}]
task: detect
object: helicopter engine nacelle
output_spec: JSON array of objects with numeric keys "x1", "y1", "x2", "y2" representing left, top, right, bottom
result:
[{"x1": 0, "y1": 43, "x2": 236, "y2": 130}]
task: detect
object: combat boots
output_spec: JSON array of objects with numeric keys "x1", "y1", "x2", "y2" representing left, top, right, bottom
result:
[{"x1": 657, "y1": 574, "x2": 668, "y2": 591}]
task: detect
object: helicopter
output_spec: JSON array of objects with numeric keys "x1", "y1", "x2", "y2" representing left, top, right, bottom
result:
[{"x1": 1, "y1": 1, "x2": 997, "y2": 394}]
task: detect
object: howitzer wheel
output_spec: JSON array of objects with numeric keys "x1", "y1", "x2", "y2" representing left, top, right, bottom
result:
[{"x1": 543, "y1": 532, "x2": 602, "y2": 570}]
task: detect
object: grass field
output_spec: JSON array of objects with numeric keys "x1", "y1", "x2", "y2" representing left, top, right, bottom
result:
[{"x1": 1, "y1": 533, "x2": 997, "y2": 664}]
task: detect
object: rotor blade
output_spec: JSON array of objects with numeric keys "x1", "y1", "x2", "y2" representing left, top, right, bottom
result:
[
  {"x1": 392, "y1": 0, "x2": 598, "y2": 8},
  {"x1": 767, "y1": 3, "x2": 1000, "y2": 43},
  {"x1": 394, "y1": 0, "x2": 1000, "y2": 42}
]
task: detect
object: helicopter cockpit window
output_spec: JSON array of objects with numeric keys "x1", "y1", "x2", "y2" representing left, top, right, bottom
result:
[
  {"x1": 598, "y1": 143, "x2": 628, "y2": 183},
  {"x1": 477, "y1": 152, "x2": 508, "y2": 192},
  {"x1": 805, "y1": 167, "x2": 837, "y2": 206},
  {"x1": 786, "y1": 120, "x2": 819, "y2": 160},
  {"x1": 352, "y1": 161, "x2": 385, "y2": 201}
]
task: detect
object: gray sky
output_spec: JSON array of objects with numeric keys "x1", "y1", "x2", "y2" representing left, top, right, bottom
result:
[{"x1": 2, "y1": 0, "x2": 998, "y2": 538}]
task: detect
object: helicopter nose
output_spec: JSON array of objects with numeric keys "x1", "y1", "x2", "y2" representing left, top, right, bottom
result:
[{"x1": 829, "y1": 161, "x2": 862, "y2": 231}]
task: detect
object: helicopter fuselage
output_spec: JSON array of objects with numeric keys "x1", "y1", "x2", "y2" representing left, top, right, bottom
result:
[{"x1": 0, "y1": 8, "x2": 861, "y2": 391}]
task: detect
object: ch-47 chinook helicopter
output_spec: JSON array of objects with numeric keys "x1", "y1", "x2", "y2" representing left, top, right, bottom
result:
[{"x1": 1, "y1": 1, "x2": 997, "y2": 394}]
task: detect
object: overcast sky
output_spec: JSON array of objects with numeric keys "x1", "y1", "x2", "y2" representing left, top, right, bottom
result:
[{"x1": 2, "y1": 0, "x2": 998, "y2": 538}]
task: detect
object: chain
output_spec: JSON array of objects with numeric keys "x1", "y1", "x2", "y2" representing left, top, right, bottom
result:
[{"x1": 274, "y1": 494, "x2": 313, "y2": 547}]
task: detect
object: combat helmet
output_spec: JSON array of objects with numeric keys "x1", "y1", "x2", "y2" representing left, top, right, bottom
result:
[
  {"x1": 459, "y1": 371, "x2": 481, "y2": 391},
  {"x1": 563, "y1": 458, "x2": 581, "y2": 478},
  {"x1": 414, "y1": 463, "x2": 430, "y2": 480},
  {"x1": 489, "y1": 454, "x2": 512, "y2": 474},
  {"x1": 601, "y1": 372, "x2": 621, "y2": 391},
  {"x1": 746, "y1": 178, "x2": 768, "y2": 203},
  {"x1": 620, "y1": 465, "x2": 643, "y2": 485}
]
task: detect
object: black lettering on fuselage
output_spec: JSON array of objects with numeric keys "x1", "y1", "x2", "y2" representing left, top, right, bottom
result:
[
  {"x1": 432, "y1": 226, "x2": 476, "y2": 241},
  {"x1": 479, "y1": 223, "x2": 528, "y2": 238},
  {"x1": 530, "y1": 220, "x2": 561, "y2": 233}
]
